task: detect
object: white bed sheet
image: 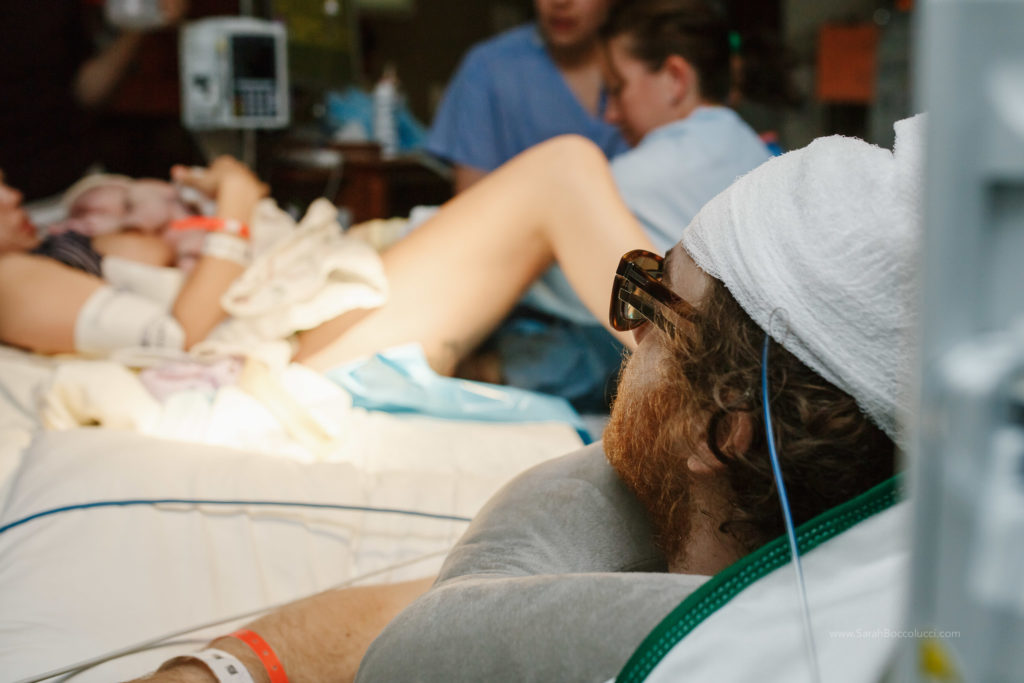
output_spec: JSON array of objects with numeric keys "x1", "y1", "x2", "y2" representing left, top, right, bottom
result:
[{"x1": 0, "y1": 344, "x2": 584, "y2": 681}]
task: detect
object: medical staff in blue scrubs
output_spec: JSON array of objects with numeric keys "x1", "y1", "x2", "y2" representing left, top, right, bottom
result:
[
  {"x1": 448, "y1": 1, "x2": 796, "y2": 413},
  {"x1": 426, "y1": 0, "x2": 629, "y2": 193}
]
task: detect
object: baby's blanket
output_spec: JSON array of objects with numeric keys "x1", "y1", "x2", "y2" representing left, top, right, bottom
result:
[{"x1": 98, "y1": 198, "x2": 388, "y2": 366}]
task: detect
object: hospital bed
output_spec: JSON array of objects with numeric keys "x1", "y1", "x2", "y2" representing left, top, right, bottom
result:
[
  {"x1": 1, "y1": 133, "x2": 601, "y2": 679},
  {"x1": 0, "y1": 336, "x2": 583, "y2": 681}
]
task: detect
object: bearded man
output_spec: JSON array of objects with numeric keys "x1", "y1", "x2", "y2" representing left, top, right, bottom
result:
[{"x1": 357, "y1": 115, "x2": 920, "y2": 681}]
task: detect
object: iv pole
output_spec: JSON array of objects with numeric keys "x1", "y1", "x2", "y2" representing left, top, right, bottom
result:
[{"x1": 899, "y1": 0, "x2": 1024, "y2": 680}]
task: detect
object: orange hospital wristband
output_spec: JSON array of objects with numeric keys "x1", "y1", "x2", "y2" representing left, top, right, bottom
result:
[
  {"x1": 170, "y1": 216, "x2": 250, "y2": 239},
  {"x1": 229, "y1": 629, "x2": 289, "y2": 683}
]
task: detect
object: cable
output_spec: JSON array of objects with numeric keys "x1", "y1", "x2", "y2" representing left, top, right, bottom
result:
[
  {"x1": 3, "y1": 495, "x2": 470, "y2": 680},
  {"x1": 51, "y1": 639, "x2": 210, "y2": 683},
  {"x1": 16, "y1": 548, "x2": 450, "y2": 683},
  {"x1": 5, "y1": 498, "x2": 465, "y2": 680},
  {"x1": 0, "y1": 498, "x2": 472, "y2": 537},
  {"x1": 761, "y1": 333, "x2": 822, "y2": 683}
]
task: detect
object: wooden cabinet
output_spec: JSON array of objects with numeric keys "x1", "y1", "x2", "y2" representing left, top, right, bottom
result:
[{"x1": 269, "y1": 141, "x2": 453, "y2": 224}]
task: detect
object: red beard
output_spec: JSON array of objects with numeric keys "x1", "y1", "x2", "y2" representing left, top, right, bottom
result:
[{"x1": 604, "y1": 354, "x2": 696, "y2": 568}]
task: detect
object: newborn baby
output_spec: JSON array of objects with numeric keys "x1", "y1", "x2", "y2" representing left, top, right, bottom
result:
[{"x1": 49, "y1": 174, "x2": 215, "y2": 271}]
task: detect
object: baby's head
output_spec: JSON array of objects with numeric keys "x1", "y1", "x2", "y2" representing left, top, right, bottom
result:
[{"x1": 53, "y1": 174, "x2": 195, "y2": 237}]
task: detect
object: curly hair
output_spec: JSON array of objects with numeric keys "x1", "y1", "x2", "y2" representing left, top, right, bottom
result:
[{"x1": 665, "y1": 278, "x2": 896, "y2": 552}]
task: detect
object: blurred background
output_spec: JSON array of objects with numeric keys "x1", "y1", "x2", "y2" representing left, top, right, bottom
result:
[
  {"x1": 355, "y1": 0, "x2": 913, "y2": 150},
  {"x1": 0, "y1": 0, "x2": 915, "y2": 218}
]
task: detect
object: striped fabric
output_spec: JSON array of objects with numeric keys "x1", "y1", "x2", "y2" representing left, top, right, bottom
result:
[{"x1": 32, "y1": 232, "x2": 102, "y2": 277}]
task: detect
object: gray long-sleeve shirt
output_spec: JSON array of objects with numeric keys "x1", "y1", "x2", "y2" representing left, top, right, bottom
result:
[{"x1": 356, "y1": 442, "x2": 708, "y2": 682}]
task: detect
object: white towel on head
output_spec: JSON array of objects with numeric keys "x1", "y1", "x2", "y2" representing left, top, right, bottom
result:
[{"x1": 681, "y1": 115, "x2": 926, "y2": 441}]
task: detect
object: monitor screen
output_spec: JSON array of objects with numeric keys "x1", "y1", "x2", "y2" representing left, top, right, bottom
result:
[
  {"x1": 231, "y1": 34, "x2": 278, "y2": 118},
  {"x1": 232, "y1": 34, "x2": 276, "y2": 81}
]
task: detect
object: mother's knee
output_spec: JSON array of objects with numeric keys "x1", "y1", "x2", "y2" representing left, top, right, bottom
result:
[{"x1": 534, "y1": 135, "x2": 607, "y2": 165}]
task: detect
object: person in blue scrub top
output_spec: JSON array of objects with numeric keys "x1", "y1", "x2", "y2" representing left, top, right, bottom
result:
[
  {"x1": 427, "y1": 0, "x2": 628, "y2": 194},
  {"x1": 456, "y1": 0, "x2": 796, "y2": 413}
]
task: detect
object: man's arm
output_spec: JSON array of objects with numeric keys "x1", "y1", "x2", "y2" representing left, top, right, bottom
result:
[
  {"x1": 141, "y1": 577, "x2": 433, "y2": 683},
  {"x1": 136, "y1": 444, "x2": 686, "y2": 683},
  {"x1": 359, "y1": 572, "x2": 705, "y2": 682}
]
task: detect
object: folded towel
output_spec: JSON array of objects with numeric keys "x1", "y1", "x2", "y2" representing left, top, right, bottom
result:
[{"x1": 682, "y1": 114, "x2": 926, "y2": 440}]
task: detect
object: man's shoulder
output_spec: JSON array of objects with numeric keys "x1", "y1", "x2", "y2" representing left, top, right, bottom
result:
[
  {"x1": 509, "y1": 441, "x2": 614, "y2": 487},
  {"x1": 469, "y1": 441, "x2": 631, "y2": 526},
  {"x1": 436, "y1": 441, "x2": 665, "y2": 581}
]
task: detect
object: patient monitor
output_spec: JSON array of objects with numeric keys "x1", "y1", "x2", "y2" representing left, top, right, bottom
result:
[{"x1": 180, "y1": 17, "x2": 290, "y2": 130}]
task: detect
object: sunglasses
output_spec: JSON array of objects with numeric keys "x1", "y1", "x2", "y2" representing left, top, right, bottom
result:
[{"x1": 609, "y1": 249, "x2": 697, "y2": 339}]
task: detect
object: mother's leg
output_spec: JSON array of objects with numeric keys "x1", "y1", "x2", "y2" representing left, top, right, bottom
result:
[{"x1": 294, "y1": 136, "x2": 655, "y2": 374}]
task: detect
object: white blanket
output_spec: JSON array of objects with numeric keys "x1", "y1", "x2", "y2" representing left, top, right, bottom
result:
[
  {"x1": 0, "y1": 343, "x2": 584, "y2": 681},
  {"x1": 204, "y1": 198, "x2": 388, "y2": 353},
  {"x1": 96, "y1": 197, "x2": 388, "y2": 367}
]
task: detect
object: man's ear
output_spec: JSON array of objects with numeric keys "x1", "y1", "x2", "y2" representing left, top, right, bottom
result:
[
  {"x1": 661, "y1": 54, "x2": 697, "y2": 106},
  {"x1": 725, "y1": 411, "x2": 755, "y2": 455},
  {"x1": 686, "y1": 442, "x2": 723, "y2": 475},
  {"x1": 686, "y1": 411, "x2": 754, "y2": 475}
]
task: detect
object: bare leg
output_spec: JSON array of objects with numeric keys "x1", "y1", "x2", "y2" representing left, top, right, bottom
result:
[{"x1": 295, "y1": 135, "x2": 655, "y2": 374}]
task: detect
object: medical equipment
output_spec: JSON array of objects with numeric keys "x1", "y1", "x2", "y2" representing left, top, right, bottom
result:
[
  {"x1": 373, "y1": 65, "x2": 400, "y2": 158},
  {"x1": 899, "y1": 0, "x2": 1024, "y2": 680},
  {"x1": 0, "y1": 497, "x2": 472, "y2": 537},
  {"x1": 180, "y1": 17, "x2": 290, "y2": 131},
  {"x1": 105, "y1": 0, "x2": 167, "y2": 30},
  {"x1": 761, "y1": 333, "x2": 822, "y2": 683}
]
